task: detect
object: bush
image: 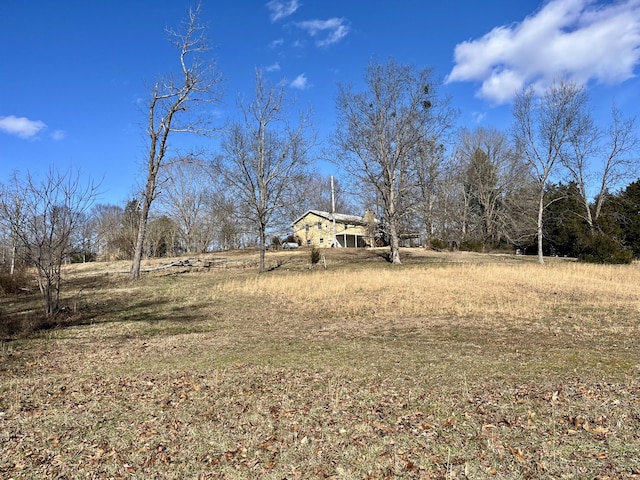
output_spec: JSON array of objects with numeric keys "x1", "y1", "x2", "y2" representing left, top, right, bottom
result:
[
  {"x1": 0, "y1": 269, "x2": 51, "y2": 338},
  {"x1": 429, "y1": 238, "x2": 448, "y2": 251},
  {"x1": 460, "y1": 240, "x2": 484, "y2": 253},
  {"x1": 1, "y1": 311, "x2": 27, "y2": 339},
  {"x1": 577, "y1": 232, "x2": 633, "y2": 264},
  {"x1": 70, "y1": 251, "x2": 97, "y2": 263},
  {"x1": 0, "y1": 270, "x2": 30, "y2": 296},
  {"x1": 0, "y1": 310, "x2": 52, "y2": 340},
  {"x1": 310, "y1": 246, "x2": 320, "y2": 265}
]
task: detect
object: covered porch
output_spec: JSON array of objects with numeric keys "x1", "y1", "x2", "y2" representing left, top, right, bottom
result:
[{"x1": 334, "y1": 233, "x2": 368, "y2": 248}]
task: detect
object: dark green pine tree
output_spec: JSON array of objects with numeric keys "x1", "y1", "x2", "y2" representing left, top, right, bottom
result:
[
  {"x1": 543, "y1": 182, "x2": 588, "y2": 257},
  {"x1": 575, "y1": 185, "x2": 633, "y2": 264},
  {"x1": 616, "y1": 179, "x2": 640, "y2": 256}
]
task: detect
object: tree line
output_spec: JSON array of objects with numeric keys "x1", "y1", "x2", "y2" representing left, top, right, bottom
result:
[{"x1": 1, "y1": 4, "x2": 639, "y2": 316}]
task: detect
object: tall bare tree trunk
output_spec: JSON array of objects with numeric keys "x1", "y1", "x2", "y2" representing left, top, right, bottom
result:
[
  {"x1": 512, "y1": 81, "x2": 586, "y2": 264},
  {"x1": 537, "y1": 191, "x2": 544, "y2": 264},
  {"x1": 388, "y1": 217, "x2": 401, "y2": 264},
  {"x1": 217, "y1": 70, "x2": 312, "y2": 273},
  {"x1": 130, "y1": 195, "x2": 153, "y2": 279},
  {"x1": 9, "y1": 242, "x2": 16, "y2": 276},
  {"x1": 129, "y1": 3, "x2": 222, "y2": 279},
  {"x1": 386, "y1": 184, "x2": 402, "y2": 264},
  {"x1": 259, "y1": 223, "x2": 266, "y2": 272}
]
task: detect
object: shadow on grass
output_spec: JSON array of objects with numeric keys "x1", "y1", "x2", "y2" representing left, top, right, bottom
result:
[{"x1": 1, "y1": 272, "x2": 211, "y2": 341}]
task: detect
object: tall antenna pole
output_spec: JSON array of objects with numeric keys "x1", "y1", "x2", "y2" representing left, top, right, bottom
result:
[
  {"x1": 331, "y1": 176, "x2": 337, "y2": 247},
  {"x1": 331, "y1": 175, "x2": 336, "y2": 213}
]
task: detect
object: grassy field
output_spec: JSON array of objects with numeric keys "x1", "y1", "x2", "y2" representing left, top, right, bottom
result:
[{"x1": 1, "y1": 248, "x2": 639, "y2": 479}]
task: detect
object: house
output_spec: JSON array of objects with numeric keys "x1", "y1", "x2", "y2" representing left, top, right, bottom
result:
[{"x1": 291, "y1": 210, "x2": 376, "y2": 248}]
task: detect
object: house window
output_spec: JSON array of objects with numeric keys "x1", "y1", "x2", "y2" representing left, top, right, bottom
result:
[
  {"x1": 306, "y1": 239, "x2": 311, "y2": 245},
  {"x1": 317, "y1": 222, "x2": 322, "y2": 229},
  {"x1": 320, "y1": 238, "x2": 324, "y2": 244},
  {"x1": 305, "y1": 225, "x2": 309, "y2": 232}
]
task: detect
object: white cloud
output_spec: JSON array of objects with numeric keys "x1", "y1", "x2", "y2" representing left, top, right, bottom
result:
[
  {"x1": 265, "y1": 62, "x2": 281, "y2": 72},
  {"x1": 266, "y1": 0, "x2": 300, "y2": 22},
  {"x1": 268, "y1": 38, "x2": 284, "y2": 49},
  {"x1": 0, "y1": 115, "x2": 47, "y2": 139},
  {"x1": 290, "y1": 73, "x2": 309, "y2": 90},
  {"x1": 209, "y1": 109, "x2": 224, "y2": 120},
  {"x1": 472, "y1": 111, "x2": 487, "y2": 124},
  {"x1": 51, "y1": 130, "x2": 66, "y2": 141},
  {"x1": 297, "y1": 18, "x2": 350, "y2": 47},
  {"x1": 447, "y1": 0, "x2": 640, "y2": 104}
]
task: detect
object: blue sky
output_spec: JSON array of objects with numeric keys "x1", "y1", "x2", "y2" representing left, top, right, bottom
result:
[{"x1": 1, "y1": 0, "x2": 639, "y2": 205}]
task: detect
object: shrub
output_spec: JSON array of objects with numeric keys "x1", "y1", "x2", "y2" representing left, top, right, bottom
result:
[
  {"x1": 460, "y1": 240, "x2": 484, "y2": 253},
  {"x1": 429, "y1": 238, "x2": 448, "y2": 251},
  {"x1": 310, "y1": 246, "x2": 321, "y2": 265},
  {"x1": 578, "y1": 232, "x2": 633, "y2": 264},
  {"x1": 1, "y1": 311, "x2": 26, "y2": 339},
  {"x1": 0, "y1": 270, "x2": 30, "y2": 296},
  {"x1": 70, "y1": 251, "x2": 97, "y2": 263}
]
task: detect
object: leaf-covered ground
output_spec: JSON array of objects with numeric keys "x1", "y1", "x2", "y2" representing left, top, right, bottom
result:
[{"x1": 2, "y1": 358, "x2": 639, "y2": 479}]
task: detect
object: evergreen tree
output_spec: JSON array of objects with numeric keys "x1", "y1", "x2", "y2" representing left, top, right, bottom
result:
[
  {"x1": 543, "y1": 182, "x2": 587, "y2": 257},
  {"x1": 616, "y1": 179, "x2": 640, "y2": 256}
]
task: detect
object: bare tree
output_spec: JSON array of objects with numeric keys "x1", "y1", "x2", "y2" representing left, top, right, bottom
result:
[
  {"x1": 455, "y1": 127, "x2": 532, "y2": 249},
  {"x1": 561, "y1": 100, "x2": 599, "y2": 229},
  {"x1": 70, "y1": 210, "x2": 96, "y2": 262},
  {"x1": 595, "y1": 106, "x2": 639, "y2": 220},
  {"x1": 146, "y1": 215, "x2": 179, "y2": 257},
  {"x1": 413, "y1": 139, "x2": 446, "y2": 245},
  {"x1": 130, "y1": 3, "x2": 223, "y2": 279},
  {"x1": 594, "y1": 105, "x2": 640, "y2": 220},
  {"x1": 158, "y1": 157, "x2": 215, "y2": 253},
  {"x1": 89, "y1": 203, "x2": 124, "y2": 261},
  {"x1": 207, "y1": 190, "x2": 248, "y2": 250},
  {"x1": 286, "y1": 173, "x2": 356, "y2": 220},
  {"x1": 512, "y1": 81, "x2": 587, "y2": 263},
  {"x1": 333, "y1": 59, "x2": 454, "y2": 264},
  {"x1": 0, "y1": 168, "x2": 98, "y2": 316},
  {"x1": 0, "y1": 182, "x2": 23, "y2": 276},
  {"x1": 563, "y1": 103, "x2": 638, "y2": 227},
  {"x1": 217, "y1": 70, "x2": 314, "y2": 272},
  {"x1": 430, "y1": 166, "x2": 470, "y2": 246}
]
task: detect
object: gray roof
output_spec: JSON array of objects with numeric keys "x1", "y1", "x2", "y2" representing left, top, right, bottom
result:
[{"x1": 292, "y1": 209, "x2": 371, "y2": 226}]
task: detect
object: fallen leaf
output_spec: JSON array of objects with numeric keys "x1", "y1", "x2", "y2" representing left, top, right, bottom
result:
[{"x1": 507, "y1": 445, "x2": 526, "y2": 464}]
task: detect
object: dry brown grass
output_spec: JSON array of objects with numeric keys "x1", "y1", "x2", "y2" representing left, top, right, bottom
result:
[{"x1": 1, "y1": 248, "x2": 639, "y2": 478}]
